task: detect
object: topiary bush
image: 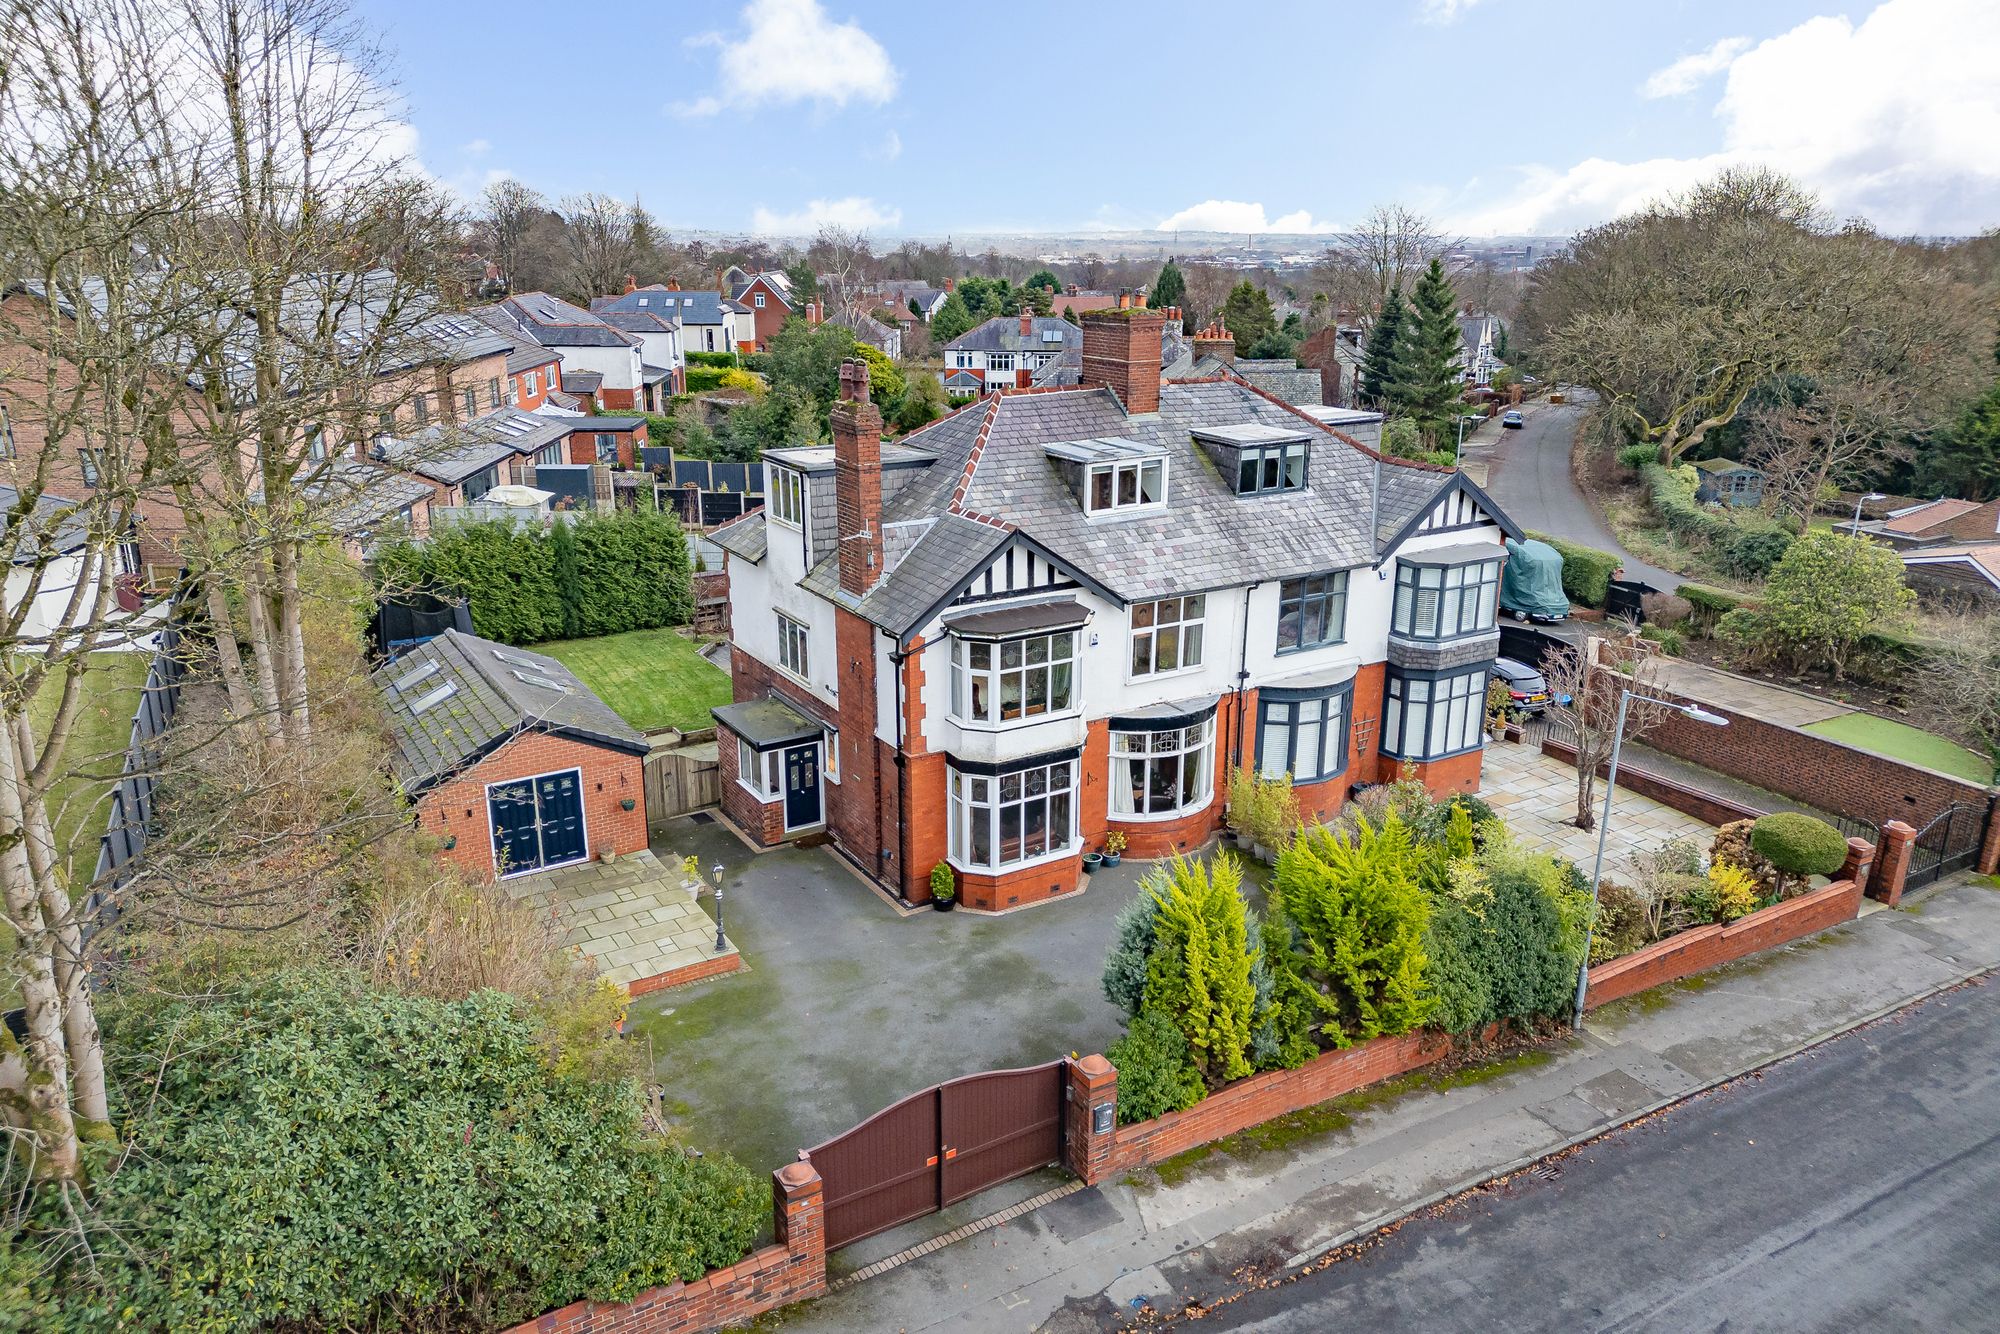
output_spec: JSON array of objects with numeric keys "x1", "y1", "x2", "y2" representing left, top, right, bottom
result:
[
  {"x1": 1749, "y1": 812, "x2": 1849, "y2": 880},
  {"x1": 1617, "y1": 443, "x2": 1658, "y2": 473},
  {"x1": 1107, "y1": 1010, "x2": 1205, "y2": 1124},
  {"x1": 1527, "y1": 531, "x2": 1622, "y2": 608}
]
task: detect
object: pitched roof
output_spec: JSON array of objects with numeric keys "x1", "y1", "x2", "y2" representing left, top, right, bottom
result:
[
  {"x1": 1883, "y1": 497, "x2": 1980, "y2": 534},
  {"x1": 944, "y1": 315, "x2": 1083, "y2": 355},
  {"x1": 827, "y1": 306, "x2": 897, "y2": 349},
  {"x1": 595, "y1": 286, "x2": 739, "y2": 325},
  {"x1": 1692, "y1": 457, "x2": 1757, "y2": 474},
  {"x1": 375, "y1": 629, "x2": 647, "y2": 793},
  {"x1": 378, "y1": 406, "x2": 574, "y2": 483},
  {"x1": 0, "y1": 487, "x2": 91, "y2": 561},
  {"x1": 712, "y1": 507, "x2": 769, "y2": 563},
  {"x1": 477, "y1": 293, "x2": 639, "y2": 349},
  {"x1": 1232, "y1": 359, "x2": 1324, "y2": 407}
]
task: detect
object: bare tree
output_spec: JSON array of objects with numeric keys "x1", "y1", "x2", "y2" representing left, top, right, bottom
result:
[
  {"x1": 479, "y1": 178, "x2": 545, "y2": 293},
  {"x1": 558, "y1": 193, "x2": 635, "y2": 302},
  {"x1": 1746, "y1": 376, "x2": 1912, "y2": 528},
  {"x1": 1908, "y1": 612, "x2": 2000, "y2": 777},
  {"x1": 1313, "y1": 204, "x2": 1458, "y2": 325},
  {"x1": 808, "y1": 224, "x2": 873, "y2": 308},
  {"x1": 1543, "y1": 637, "x2": 1673, "y2": 831}
]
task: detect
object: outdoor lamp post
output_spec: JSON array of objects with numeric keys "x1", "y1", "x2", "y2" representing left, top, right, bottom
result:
[
  {"x1": 1455, "y1": 413, "x2": 1471, "y2": 467},
  {"x1": 711, "y1": 863, "x2": 726, "y2": 953},
  {"x1": 1850, "y1": 491, "x2": 1887, "y2": 534},
  {"x1": 1572, "y1": 689, "x2": 1729, "y2": 1026}
]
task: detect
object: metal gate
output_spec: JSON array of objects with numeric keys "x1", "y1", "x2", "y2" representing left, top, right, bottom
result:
[
  {"x1": 805, "y1": 1061, "x2": 1066, "y2": 1251},
  {"x1": 1908, "y1": 803, "x2": 1985, "y2": 890}
]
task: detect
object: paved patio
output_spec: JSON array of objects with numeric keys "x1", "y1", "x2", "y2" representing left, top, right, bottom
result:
[
  {"x1": 500, "y1": 848, "x2": 738, "y2": 992},
  {"x1": 1480, "y1": 739, "x2": 1715, "y2": 877}
]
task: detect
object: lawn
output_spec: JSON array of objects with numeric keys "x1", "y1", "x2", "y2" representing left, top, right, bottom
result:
[
  {"x1": 534, "y1": 628, "x2": 730, "y2": 733},
  {"x1": 30, "y1": 652, "x2": 152, "y2": 884},
  {"x1": 1801, "y1": 713, "x2": 1994, "y2": 783}
]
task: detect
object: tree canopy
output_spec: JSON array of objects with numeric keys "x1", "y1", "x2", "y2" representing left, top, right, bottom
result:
[{"x1": 1220, "y1": 282, "x2": 1277, "y2": 355}]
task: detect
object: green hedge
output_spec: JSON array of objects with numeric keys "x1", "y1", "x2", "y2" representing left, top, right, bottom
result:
[
  {"x1": 1676, "y1": 583, "x2": 1747, "y2": 634},
  {"x1": 685, "y1": 350, "x2": 738, "y2": 368},
  {"x1": 1749, "y1": 812, "x2": 1850, "y2": 877},
  {"x1": 684, "y1": 366, "x2": 731, "y2": 393},
  {"x1": 375, "y1": 510, "x2": 693, "y2": 646},
  {"x1": 1526, "y1": 530, "x2": 1620, "y2": 608},
  {"x1": 1641, "y1": 462, "x2": 1794, "y2": 576}
]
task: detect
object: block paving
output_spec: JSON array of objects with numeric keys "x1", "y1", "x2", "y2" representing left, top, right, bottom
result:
[
  {"x1": 1479, "y1": 739, "x2": 1715, "y2": 875},
  {"x1": 500, "y1": 848, "x2": 737, "y2": 990}
]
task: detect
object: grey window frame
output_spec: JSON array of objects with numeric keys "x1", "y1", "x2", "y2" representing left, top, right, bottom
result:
[
  {"x1": 1255, "y1": 683, "x2": 1353, "y2": 783},
  {"x1": 1276, "y1": 571, "x2": 1350, "y2": 653},
  {"x1": 1380, "y1": 665, "x2": 1490, "y2": 762},
  {"x1": 1235, "y1": 442, "x2": 1308, "y2": 496},
  {"x1": 1391, "y1": 557, "x2": 1500, "y2": 640}
]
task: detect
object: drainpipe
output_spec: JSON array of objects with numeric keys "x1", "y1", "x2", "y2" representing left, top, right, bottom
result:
[
  {"x1": 887, "y1": 632, "x2": 910, "y2": 903},
  {"x1": 1232, "y1": 582, "x2": 1259, "y2": 772}
]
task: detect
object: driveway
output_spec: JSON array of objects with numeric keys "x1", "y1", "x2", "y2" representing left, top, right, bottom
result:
[
  {"x1": 1472, "y1": 399, "x2": 1679, "y2": 590},
  {"x1": 1479, "y1": 741, "x2": 1714, "y2": 877},
  {"x1": 628, "y1": 814, "x2": 1263, "y2": 1174}
]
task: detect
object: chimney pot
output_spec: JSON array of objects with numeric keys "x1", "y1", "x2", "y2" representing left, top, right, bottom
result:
[
  {"x1": 1118, "y1": 292, "x2": 1131, "y2": 310},
  {"x1": 623, "y1": 274, "x2": 636, "y2": 293},
  {"x1": 1134, "y1": 292, "x2": 1147, "y2": 309}
]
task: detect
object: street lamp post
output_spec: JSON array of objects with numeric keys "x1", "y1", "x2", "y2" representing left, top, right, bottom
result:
[
  {"x1": 1455, "y1": 413, "x2": 1471, "y2": 467},
  {"x1": 1572, "y1": 689, "x2": 1729, "y2": 1026},
  {"x1": 1849, "y1": 491, "x2": 1887, "y2": 535},
  {"x1": 710, "y1": 863, "x2": 727, "y2": 953}
]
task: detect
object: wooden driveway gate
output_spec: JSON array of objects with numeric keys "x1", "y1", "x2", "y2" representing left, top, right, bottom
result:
[{"x1": 804, "y1": 1061, "x2": 1066, "y2": 1251}]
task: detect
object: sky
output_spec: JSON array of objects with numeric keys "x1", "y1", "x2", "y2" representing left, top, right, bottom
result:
[{"x1": 350, "y1": 0, "x2": 2000, "y2": 239}]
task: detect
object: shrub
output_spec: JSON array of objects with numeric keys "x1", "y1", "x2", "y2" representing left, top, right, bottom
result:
[
  {"x1": 1714, "y1": 607, "x2": 1774, "y2": 666},
  {"x1": 1590, "y1": 880, "x2": 1652, "y2": 962},
  {"x1": 1644, "y1": 463, "x2": 1730, "y2": 544},
  {"x1": 1251, "y1": 911, "x2": 1319, "y2": 1070},
  {"x1": 1761, "y1": 530, "x2": 1917, "y2": 679},
  {"x1": 1617, "y1": 443, "x2": 1658, "y2": 472},
  {"x1": 1107, "y1": 1010, "x2": 1205, "y2": 1124},
  {"x1": 1227, "y1": 766, "x2": 1300, "y2": 855},
  {"x1": 1640, "y1": 592, "x2": 1694, "y2": 627},
  {"x1": 1677, "y1": 583, "x2": 1748, "y2": 634},
  {"x1": 685, "y1": 349, "x2": 739, "y2": 368},
  {"x1": 1271, "y1": 816, "x2": 1435, "y2": 1046},
  {"x1": 1710, "y1": 819, "x2": 1782, "y2": 899},
  {"x1": 929, "y1": 861, "x2": 955, "y2": 902},
  {"x1": 1707, "y1": 861, "x2": 1763, "y2": 920},
  {"x1": 1718, "y1": 525, "x2": 1795, "y2": 579},
  {"x1": 1141, "y1": 855, "x2": 1259, "y2": 1087},
  {"x1": 684, "y1": 365, "x2": 731, "y2": 393},
  {"x1": 1527, "y1": 530, "x2": 1621, "y2": 607},
  {"x1": 1639, "y1": 624, "x2": 1687, "y2": 656},
  {"x1": 1749, "y1": 812, "x2": 1849, "y2": 880},
  {"x1": 84, "y1": 971, "x2": 762, "y2": 1330},
  {"x1": 1101, "y1": 890, "x2": 1159, "y2": 1018}
]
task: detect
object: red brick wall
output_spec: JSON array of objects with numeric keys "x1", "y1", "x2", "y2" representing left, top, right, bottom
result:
[
  {"x1": 1381, "y1": 746, "x2": 1484, "y2": 796},
  {"x1": 509, "y1": 1164, "x2": 825, "y2": 1334},
  {"x1": 954, "y1": 849, "x2": 1086, "y2": 912},
  {"x1": 627, "y1": 953, "x2": 741, "y2": 999},
  {"x1": 1079, "y1": 309, "x2": 1164, "y2": 414},
  {"x1": 597, "y1": 387, "x2": 638, "y2": 411},
  {"x1": 414, "y1": 732, "x2": 646, "y2": 879},
  {"x1": 566, "y1": 425, "x2": 644, "y2": 468},
  {"x1": 1584, "y1": 877, "x2": 1863, "y2": 1010},
  {"x1": 716, "y1": 729, "x2": 783, "y2": 846},
  {"x1": 1540, "y1": 734, "x2": 1763, "y2": 826},
  {"x1": 515, "y1": 362, "x2": 559, "y2": 411}
]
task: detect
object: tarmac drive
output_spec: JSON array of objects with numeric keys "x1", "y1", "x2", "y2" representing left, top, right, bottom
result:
[{"x1": 1199, "y1": 975, "x2": 2000, "y2": 1332}]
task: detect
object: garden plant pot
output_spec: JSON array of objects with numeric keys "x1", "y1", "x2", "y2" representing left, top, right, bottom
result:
[
  {"x1": 1102, "y1": 852, "x2": 1122, "y2": 867},
  {"x1": 1082, "y1": 853, "x2": 1103, "y2": 874},
  {"x1": 932, "y1": 896, "x2": 956, "y2": 912}
]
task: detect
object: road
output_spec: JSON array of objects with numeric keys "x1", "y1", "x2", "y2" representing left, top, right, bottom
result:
[
  {"x1": 1476, "y1": 399, "x2": 1679, "y2": 590},
  {"x1": 1192, "y1": 976, "x2": 2000, "y2": 1333}
]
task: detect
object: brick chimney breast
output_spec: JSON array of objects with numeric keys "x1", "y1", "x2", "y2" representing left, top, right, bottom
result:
[
  {"x1": 831, "y1": 358, "x2": 884, "y2": 596},
  {"x1": 1080, "y1": 308, "x2": 1165, "y2": 415},
  {"x1": 1020, "y1": 310, "x2": 1033, "y2": 337}
]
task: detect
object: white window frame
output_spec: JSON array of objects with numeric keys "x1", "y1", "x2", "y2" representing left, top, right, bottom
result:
[
  {"x1": 1257, "y1": 688, "x2": 1351, "y2": 784},
  {"x1": 949, "y1": 631, "x2": 1078, "y2": 727},
  {"x1": 1392, "y1": 558, "x2": 1501, "y2": 640},
  {"x1": 1085, "y1": 458, "x2": 1167, "y2": 517},
  {"x1": 0, "y1": 404, "x2": 16, "y2": 459},
  {"x1": 988, "y1": 352, "x2": 1015, "y2": 373},
  {"x1": 769, "y1": 465, "x2": 805, "y2": 528},
  {"x1": 1128, "y1": 595, "x2": 1206, "y2": 678},
  {"x1": 736, "y1": 737, "x2": 783, "y2": 800},
  {"x1": 946, "y1": 758, "x2": 1078, "y2": 872},
  {"x1": 1276, "y1": 571, "x2": 1349, "y2": 653},
  {"x1": 1110, "y1": 717, "x2": 1216, "y2": 820},
  {"x1": 776, "y1": 612, "x2": 810, "y2": 681},
  {"x1": 754, "y1": 293, "x2": 766, "y2": 308},
  {"x1": 1381, "y1": 667, "x2": 1488, "y2": 761}
]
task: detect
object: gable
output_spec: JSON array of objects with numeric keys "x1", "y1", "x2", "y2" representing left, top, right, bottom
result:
[
  {"x1": 1381, "y1": 472, "x2": 1523, "y2": 555},
  {"x1": 950, "y1": 535, "x2": 1084, "y2": 610}
]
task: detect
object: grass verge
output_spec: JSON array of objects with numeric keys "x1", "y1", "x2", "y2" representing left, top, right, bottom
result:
[
  {"x1": 534, "y1": 627, "x2": 730, "y2": 733},
  {"x1": 1799, "y1": 713, "x2": 1993, "y2": 783}
]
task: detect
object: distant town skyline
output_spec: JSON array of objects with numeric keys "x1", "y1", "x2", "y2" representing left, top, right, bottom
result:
[{"x1": 355, "y1": 0, "x2": 2000, "y2": 240}]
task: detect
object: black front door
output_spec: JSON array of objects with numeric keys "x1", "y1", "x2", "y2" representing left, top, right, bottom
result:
[
  {"x1": 784, "y1": 742, "x2": 821, "y2": 829},
  {"x1": 488, "y1": 767, "x2": 587, "y2": 874}
]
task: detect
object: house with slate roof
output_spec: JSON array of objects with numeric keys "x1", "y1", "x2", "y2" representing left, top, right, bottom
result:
[
  {"x1": 475, "y1": 292, "x2": 658, "y2": 412},
  {"x1": 941, "y1": 311, "x2": 1084, "y2": 394},
  {"x1": 377, "y1": 629, "x2": 649, "y2": 880},
  {"x1": 720, "y1": 265, "x2": 794, "y2": 350},
  {"x1": 593, "y1": 282, "x2": 747, "y2": 356},
  {"x1": 712, "y1": 305, "x2": 1524, "y2": 912}
]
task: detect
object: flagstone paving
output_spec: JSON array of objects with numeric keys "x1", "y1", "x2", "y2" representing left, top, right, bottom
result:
[
  {"x1": 1479, "y1": 739, "x2": 1715, "y2": 877},
  {"x1": 499, "y1": 849, "x2": 736, "y2": 988}
]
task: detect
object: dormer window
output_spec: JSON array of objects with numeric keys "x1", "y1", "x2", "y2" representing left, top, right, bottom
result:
[
  {"x1": 768, "y1": 464, "x2": 804, "y2": 527},
  {"x1": 1045, "y1": 436, "x2": 1168, "y2": 517},
  {"x1": 1193, "y1": 423, "x2": 1311, "y2": 497}
]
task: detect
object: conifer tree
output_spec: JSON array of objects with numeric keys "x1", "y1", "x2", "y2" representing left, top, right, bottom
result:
[
  {"x1": 1360, "y1": 285, "x2": 1405, "y2": 407},
  {"x1": 1151, "y1": 259, "x2": 1187, "y2": 313},
  {"x1": 549, "y1": 517, "x2": 585, "y2": 638},
  {"x1": 1141, "y1": 855, "x2": 1258, "y2": 1087},
  {"x1": 1389, "y1": 259, "x2": 1464, "y2": 447}
]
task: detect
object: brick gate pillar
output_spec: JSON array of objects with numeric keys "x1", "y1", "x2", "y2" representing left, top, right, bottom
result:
[
  {"x1": 1977, "y1": 794, "x2": 2000, "y2": 877},
  {"x1": 773, "y1": 1159, "x2": 827, "y2": 1284},
  {"x1": 1064, "y1": 1055, "x2": 1119, "y2": 1185},
  {"x1": 1869, "y1": 821, "x2": 1917, "y2": 907},
  {"x1": 1839, "y1": 836, "x2": 1875, "y2": 892}
]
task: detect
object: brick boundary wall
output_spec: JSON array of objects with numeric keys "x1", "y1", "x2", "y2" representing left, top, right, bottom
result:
[
  {"x1": 509, "y1": 1162, "x2": 826, "y2": 1334},
  {"x1": 626, "y1": 952, "x2": 741, "y2": 999},
  {"x1": 1539, "y1": 735, "x2": 1764, "y2": 827},
  {"x1": 1583, "y1": 876, "x2": 1863, "y2": 1010}
]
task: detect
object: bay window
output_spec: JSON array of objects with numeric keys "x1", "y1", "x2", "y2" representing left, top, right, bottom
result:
[
  {"x1": 1381, "y1": 667, "x2": 1489, "y2": 761},
  {"x1": 949, "y1": 630, "x2": 1076, "y2": 725},
  {"x1": 1130, "y1": 595, "x2": 1205, "y2": 676},
  {"x1": 1276, "y1": 572, "x2": 1349, "y2": 653},
  {"x1": 1111, "y1": 716, "x2": 1216, "y2": 818},
  {"x1": 948, "y1": 757, "x2": 1076, "y2": 870},
  {"x1": 1257, "y1": 687, "x2": 1351, "y2": 783},
  {"x1": 1392, "y1": 557, "x2": 1500, "y2": 639}
]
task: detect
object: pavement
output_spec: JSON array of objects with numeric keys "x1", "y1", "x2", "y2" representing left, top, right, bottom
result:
[
  {"x1": 1479, "y1": 741, "x2": 1713, "y2": 878},
  {"x1": 1208, "y1": 970, "x2": 2000, "y2": 1331},
  {"x1": 1646, "y1": 656, "x2": 1854, "y2": 729},
  {"x1": 1471, "y1": 398, "x2": 1680, "y2": 591},
  {"x1": 765, "y1": 870, "x2": 2000, "y2": 1333},
  {"x1": 502, "y1": 848, "x2": 737, "y2": 991}
]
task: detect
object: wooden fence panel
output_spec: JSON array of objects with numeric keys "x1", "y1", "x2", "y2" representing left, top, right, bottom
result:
[{"x1": 645, "y1": 746, "x2": 720, "y2": 824}]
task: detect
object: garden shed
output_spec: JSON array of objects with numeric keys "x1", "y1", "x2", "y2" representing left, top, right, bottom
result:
[{"x1": 1693, "y1": 458, "x2": 1764, "y2": 507}]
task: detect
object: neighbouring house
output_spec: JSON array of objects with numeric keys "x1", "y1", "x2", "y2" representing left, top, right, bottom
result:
[
  {"x1": 378, "y1": 629, "x2": 649, "y2": 879},
  {"x1": 1297, "y1": 404, "x2": 1386, "y2": 452},
  {"x1": 476, "y1": 292, "x2": 655, "y2": 412},
  {"x1": 1049, "y1": 286, "x2": 1118, "y2": 319},
  {"x1": 1233, "y1": 358, "x2": 1325, "y2": 408},
  {"x1": 1294, "y1": 325, "x2": 1367, "y2": 408},
  {"x1": 593, "y1": 303, "x2": 686, "y2": 401},
  {"x1": 713, "y1": 307, "x2": 1523, "y2": 912},
  {"x1": 374, "y1": 405, "x2": 576, "y2": 507},
  {"x1": 0, "y1": 485, "x2": 143, "y2": 650},
  {"x1": 1899, "y1": 543, "x2": 2000, "y2": 609},
  {"x1": 857, "y1": 278, "x2": 950, "y2": 323},
  {"x1": 593, "y1": 282, "x2": 746, "y2": 357},
  {"x1": 940, "y1": 311, "x2": 1084, "y2": 393},
  {"x1": 1846, "y1": 495, "x2": 2000, "y2": 547},
  {"x1": 299, "y1": 459, "x2": 441, "y2": 557},
  {"x1": 826, "y1": 306, "x2": 902, "y2": 360},
  {"x1": 720, "y1": 266, "x2": 794, "y2": 351},
  {"x1": 507, "y1": 344, "x2": 565, "y2": 412},
  {"x1": 566, "y1": 415, "x2": 648, "y2": 469},
  {"x1": 1692, "y1": 458, "x2": 1765, "y2": 507},
  {"x1": 1456, "y1": 314, "x2": 1498, "y2": 386}
]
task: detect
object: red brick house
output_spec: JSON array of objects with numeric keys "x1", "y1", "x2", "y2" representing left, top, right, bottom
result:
[
  {"x1": 508, "y1": 345, "x2": 564, "y2": 411},
  {"x1": 565, "y1": 415, "x2": 648, "y2": 469},
  {"x1": 721, "y1": 266, "x2": 795, "y2": 351},
  {"x1": 713, "y1": 308, "x2": 1523, "y2": 913},
  {"x1": 379, "y1": 629, "x2": 650, "y2": 879}
]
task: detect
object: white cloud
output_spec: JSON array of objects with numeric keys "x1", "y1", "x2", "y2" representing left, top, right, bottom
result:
[
  {"x1": 1642, "y1": 36, "x2": 1752, "y2": 98},
  {"x1": 672, "y1": 0, "x2": 897, "y2": 118},
  {"x1": 750, "y1": 195, "x2": 901, "y2": 235},
  {"x1": 461, "y1": 137, "x2": 491, "y2": 156},
  {"x1": 871, "y1": 129, "x2": 902, "y2": 161},
  {"x1": 1419, "y1": 0, "x2": 1486, "y2": 25},
  {"x1": 1155, "y1": 200, "x2": 1337, "y2": 233},
  {"x1": 1454, "y1": 0, "x2": 2000, "y2": 236}
]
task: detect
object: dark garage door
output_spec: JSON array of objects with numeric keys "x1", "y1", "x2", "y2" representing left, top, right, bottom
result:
[{"x1": 488, "y1": 768, "x2": 587, "y2": 874}]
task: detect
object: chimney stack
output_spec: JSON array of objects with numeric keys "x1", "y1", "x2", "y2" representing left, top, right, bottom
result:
[
  {"x1": 1193, "y1": 319, "x2": 1236, "y2": 369},
  {"x1": 666, "y1": 278, "x2": 681, "y2": 291},
  {"x1": 832, "y1": 358, "x2": 884, "y2": 595},
  {"x1": 624, "y1": 274, "x2": 636, "y2": 294},
  {"x1": 1019, "y1": 308, "x2": 1033, "y2": 337},
  {"x1": 715, "y1": 267, "x2": 726, "y2": 296},
  {"x1": 1080, "y1": 307, "x2": 1165, "y2": 415}
]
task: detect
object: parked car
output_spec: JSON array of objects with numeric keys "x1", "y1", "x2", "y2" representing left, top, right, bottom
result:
[
  {"x1": 1492, "y1": 656, "x2": 1556, "y2": 714},
  {"x1": 1501, "y1": 410, "x2": 1525, "y2": 428}
]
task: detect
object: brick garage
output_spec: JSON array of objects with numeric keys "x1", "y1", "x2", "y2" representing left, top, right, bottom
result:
[{"x1": 377, "y1": 630, "x2": 650, "y2": 879}]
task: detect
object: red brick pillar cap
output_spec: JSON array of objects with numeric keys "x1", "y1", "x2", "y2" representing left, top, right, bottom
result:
[
  {"x1": 777, "y1": 1161, "x2": 820, "y2": 1189},
  {"x1": 1882, "y1": 819, "x2": 1916, "y2": 837},
  {"x1": 1076, "y1": 1054, "x2": 1114, "y2": 1078}
]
